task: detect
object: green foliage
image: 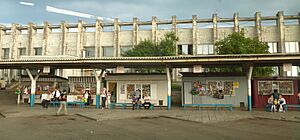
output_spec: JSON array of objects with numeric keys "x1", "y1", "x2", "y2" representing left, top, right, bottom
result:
[
  {"x1": 171, "y1": 84, "x2": 181, "y2": 91},
  {"x1": 123, "y1": 32, "x2": 177, "y2": 73},
  {"x1": 122, "y1": 32, "x2": 177, "y2": 57},
  {"x1": 214, "y1": 29, "x2": 274, "y2": 76}
]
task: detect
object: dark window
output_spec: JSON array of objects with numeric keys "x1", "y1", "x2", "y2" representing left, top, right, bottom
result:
[
  {"x1": 178, "y1": 45, "x2": 193, "y2": 55},
  {"x1": 34, "y1": 48, "x2": 42, "y2": 55}
]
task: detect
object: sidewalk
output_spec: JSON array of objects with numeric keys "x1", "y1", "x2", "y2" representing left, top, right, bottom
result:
[{"x1": 1, "y1": 105, "x2": 299, "y2": 123}]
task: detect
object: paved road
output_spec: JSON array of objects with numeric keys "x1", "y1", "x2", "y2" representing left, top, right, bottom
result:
[{"x1": 0, "y1": 114, "x2": 299, "y2": 140}]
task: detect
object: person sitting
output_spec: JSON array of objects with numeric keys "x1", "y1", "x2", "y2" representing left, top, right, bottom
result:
[
  {"x1": 267, "y1": 95, "x2": 275, "y2": 112},
  {"x1": 143, "y1": 94, "x2": 151, "y2": 110},
  {"x1": 278, "y1": 95, "x2": 286, "y2": 112}
]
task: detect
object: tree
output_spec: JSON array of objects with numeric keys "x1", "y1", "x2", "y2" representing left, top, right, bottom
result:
[
  {"x1": 213, "y1": 30, "x2": 274, "y2": 76},
  {"x1": 123, "y1": 32, "x2": 177, "y2": 57},
  {"x1": 123, "y1": 32, "x2": 177, "y2": 72}
]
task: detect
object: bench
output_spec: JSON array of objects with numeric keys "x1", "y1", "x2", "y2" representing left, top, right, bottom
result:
[
  {"x1": 51, "y1": 101, "x2": 86, "y2": 108},
  {"x1": 109, "y1": 103, "x2": 132, "y2": 109},
  {"x1": 182, "y1": 104, "x2": 233, "y2": 111},
  {"x1": 67, "y1": 102, "x2": 86, "y2": 108},
  {"x1": 285, "y1": 104, "x2": 300, "y2": 111},
  {"x1": 110, "y1": 103, "x2": 154, "y2": 110}
]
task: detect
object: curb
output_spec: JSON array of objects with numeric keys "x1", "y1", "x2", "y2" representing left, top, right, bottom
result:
[
  {"x1": 75, "y1": 113, "x2": 97, "y2": 121},
  {"x1": 0, "y1": 112, "x2": 6, "y2": 118},
  {"x1": 254, "y1": 116, "x2": 300, "y2": 123}
]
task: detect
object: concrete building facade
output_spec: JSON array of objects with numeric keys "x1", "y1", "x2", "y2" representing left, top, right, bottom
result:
[{"x1": 0, "y1": 11, "x2": 300, "y2": 82}]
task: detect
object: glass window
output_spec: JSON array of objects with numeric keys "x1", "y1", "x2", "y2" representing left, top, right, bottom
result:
[
  {"x1": 285, "y1": 42, "x2": 299, "y2": 53},
  {"x1": 178, "y1": 44, "x2": 193, "y2": 55},
  {"x1": 2, "y1": 48, "x2": 9, "y2": 59},
  {"x1": 34, "y1": 47, "x2": 42, "y2": 55},
  {"x1": 102, "y1": 46, "x2": 114, "y2": 57},
  {"x1": 258, "y1": 81, "x2": 294, "y2": 95},
  {"x1": 121, "y1": 46, "x2": 133, "y2": 56},
  {"x1": 142, "y1": 84, "x2": 151, "y2": 98},
  {"x1": 126, "y1": 84, "x2": 135, "y2": 99},
  {"x1": 18, "y1": 48, "x2": 26, "y2": 56},
  {"x1": 267, "y1": 42, "x2": 278, "y2": 53},
  {"x1": 84, "y1": 47, "x2": 95, "y2": 58},
  {"x1": 197, "y1": 44, "x2": 214, "y2": 55}
]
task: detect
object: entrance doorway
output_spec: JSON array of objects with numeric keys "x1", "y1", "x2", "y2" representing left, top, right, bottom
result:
[{"x1": 108, "y1": 82, "x2": 117, "y2": 103}]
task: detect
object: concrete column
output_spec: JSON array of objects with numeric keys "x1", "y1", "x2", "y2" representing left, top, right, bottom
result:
[
  {"x1": 95, "y1": 20, "x2": 103, "y2": 57},
  {"x1": 113, "y1": 18, "x2": 120, "y2": 57},
  {"x1": 78, "y1": 20, "x2": 85, "y2": 57},
  {"x1": 152, "y1": 16, "x2": 158, "y2": 44},
  {"x1": 42, "y1": 22, "x2": 51, "y2": 55},
  {"x1": 234, "y1": 13, "x2": 239, "y2": 32},
  {"x1": 166, "y1": 68, "x2": 171, "y2": 111},
  {"x1": 0, "y1": 25, "x2": 5, "y2": 59},
  {"x1": 94, "y1": 69, "x2": 104, "y2": 109},
  {"x1": 192, "y1": 15, "x2": 198, "y2": 55},
  {"x1": 212, "y1": 13, "x2": 218, "y2": 54},
  {"x1": 277, "y1": 11, "x2": 286, "y2": 76},
  {"x1": 11, "y1": 23, "x2": 21, "y2": 59},
  {"x1": 28, "y1": 23, "x2": 36, "y2": 56},
  {"x1": 247, "y1": 66, "x2": 253, "y2": 112},
  {"x1": 172, "y1": 16, "x2": 178, "y2": 55},
  {"x1": 132, "y1": 17, "x2": 139, "y2": 47},
  {"x1": 26, "y1": 69, "x2": 41, "y2": 107},
  {"x1": 255, "y1": 12, "x2": 262, "y2": 41},
  {"x1": 277, "y1": 11, "x2": 285, "y2": 53},
  {"x1": 172, "y1": 15, "x2": 179, "y2": 81},
  {"x1": 61, "y1": 21, "x2": 69, "y2": 55}
]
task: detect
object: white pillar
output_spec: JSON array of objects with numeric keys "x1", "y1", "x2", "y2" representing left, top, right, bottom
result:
[
  {"x1": 132, "y1": 17, "x2": 139, "y2": 47},
  {"x1": 166, "y1": 68, "x2": 171, "y2": 111},
  {"x1": 247, "y1": 66, "x2": 253, "y2": 112},
  {"x1": 255, "y1": 12, "x2": 262, "y2": 41},
  {"x1": 26, "y1": 69, "x2": 41, "y2": 107},
  {"x1": 94, "y1": 69, "x2": 104, "y2": 108}
]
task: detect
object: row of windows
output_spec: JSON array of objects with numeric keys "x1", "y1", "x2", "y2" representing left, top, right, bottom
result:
[{"x1": 1, "y1": 42, "x2": 299, "y2": 59}]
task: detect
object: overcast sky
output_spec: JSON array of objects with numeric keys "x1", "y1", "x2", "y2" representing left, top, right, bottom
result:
[{"x1": 0, "y1": 0, "x2": 299, "y2": 26}]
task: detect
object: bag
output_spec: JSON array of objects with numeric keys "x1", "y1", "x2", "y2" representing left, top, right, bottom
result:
[{"x1": 278, "y1": 105, "x2": 283, "y2": 112}]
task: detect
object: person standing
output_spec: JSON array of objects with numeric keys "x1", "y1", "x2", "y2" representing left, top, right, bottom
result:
[
  {"x1": 267, "y1": 95, "x2": 275, "y2": 112},
  {"x1": 83, "y1": 90, "x2": 89, "y2": 105},
  {"x1": 15, "y1": 88, "x2": 21, "y2": 104},
  {"x1": 298, "y1": 92, "x2": 300, "y2": 104},
  {"x1": 101, "y1": 88, "x2": 107, "y2": 109},
  {"x1": 56, "y1": 93, "x2": 68, "y2": 116},
  {"x1": 272, "y1": 89, "x2": 280, "y2": 111},
  {"x1": 106, "y1": 90, "x2": 111, "y2": 109}
]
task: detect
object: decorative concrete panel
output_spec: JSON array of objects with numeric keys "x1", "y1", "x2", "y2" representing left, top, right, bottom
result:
[
  {"x1": 1, "y1": 35, "x2": 12, "y2": 48},
  {"x1": 285, "y1": 25, "x2": 300, "y2": 42},
  {"x1": 178, "y1": 29, "x2": 192, "y2": 44},
  {"x1": 137, "y1": 30, "x2": 151, "y2": 43},
  {"x1": 120, "y1": 31, "x2": 132, "y2": 45},
  {"x1": 261, "y1": 26, "x2": 278, "y2": 42},
  {"x1": 101, "y1": 32, "x2": 114, "y2": 46},
  {"x1": 197, "y1": 29, "x2": 213, "y2": 44},
  {"x1": 18, "y1": 35, "x2": 28, "y2": 48},
  {"x1": 84, "y1": 33, "x2": 95, "y2": 47},
  {"x1": 218, "y1": 27, "x2": 234, "y2": 40}
]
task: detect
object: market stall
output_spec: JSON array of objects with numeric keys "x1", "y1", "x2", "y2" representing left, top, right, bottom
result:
[{"x1": 252, "y1": 77, "x2": 299, "y2": 108}]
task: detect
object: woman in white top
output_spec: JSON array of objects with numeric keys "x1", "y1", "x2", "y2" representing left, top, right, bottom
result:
[
  {"x1": 106, "y1": 91, "x2": 111, "y2": 108},
  {"x1": 143, "y1": 94, "x2": 151, "y2": 110},
  {"x1": 101, "y1": 88, "x2": 107, "y2": 109},
  {"x1": 278, "y1": 95, "x2": 286, "y2": 112}
]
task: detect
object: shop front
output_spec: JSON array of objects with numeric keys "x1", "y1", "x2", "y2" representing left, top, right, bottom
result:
[
  {"x1": 20, "y1": 75, "x2": 68, "y2": 103},
  {"x1": 252, "y1": 77, "x2": 299, "y2": 108},
  {"x1": 181, "y1": 72, "x2": 248, "y2": 107},
  {"x1": 105, "y1": 73, "x2": 168, "y2": 106},
  {"x1": 68, "y1": 76, "x2": 98, "y2": 105}
]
